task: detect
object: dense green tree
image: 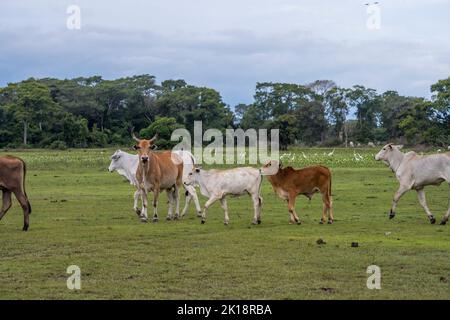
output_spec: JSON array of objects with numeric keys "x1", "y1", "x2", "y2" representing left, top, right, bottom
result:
[
  {"x1": 139, "y1": 117, "x2": 185, "y2": 149},
  {"x1": 155, "y1": 80, "x2": 233, "y2": 134},
  {"x1": 0, "y1": 75, "x2": 447, "y2": 149},
  {"x1": 0, "y1": 78, "x2": 61, "y2": 146},
  {"x1": 347, "y1": 85, "x2": 381, "y2": 143},
  {"x1": 324, "y1": 87, "x2": 350, "y2": 143},
  {"x1": 269, "y1": 114, "x2": 298, "y2": 149}
]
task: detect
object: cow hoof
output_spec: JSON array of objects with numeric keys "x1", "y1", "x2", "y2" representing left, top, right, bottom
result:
[
  {"x1": 430, "y1": 216, "x2": 436, "y2": 224},
  {"x1": 201, "y1": 219, "x2": 206, "y2": 224},
  {"x1": 22, "y1": 225, "x2": 29, "y2": 231},
  {"x1": 327, "y1": 220, "x2": 334, "y2": 224},
  {"x1": 439, "y1": 220, "x2": 447, "y2": 225},
  {"x1": 135, "y1": 209, "x2": 141, "y2": 216},
  {"x1": 152, "y1": 217, "x2": 158, "y2": 223},
  {"x1": 196, "y1": 212, "x2": 203, "y2": 218},
  {"x1": 174, "y1": 215, "x2": 180, "y2": 221},
  {"x1": 166, "y1": 216, "x2": 172, "y2": 221},
  {"x1": 319, "y1": 220, "x2": 324, "y2": 225},
  {"x1": 389, "y1": 212, "x2": 395, "y2": 219},
  {"x1": 257, "y1": 219, "x2": 261, "y2": 225},
  {"x1": 224, "y1": 222, "x2": 229, "y2": 226}
]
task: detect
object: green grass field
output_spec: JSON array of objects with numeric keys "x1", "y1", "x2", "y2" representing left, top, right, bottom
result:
[{"x1": 0, "y1": 148, "x2": 449, "y2": 299}]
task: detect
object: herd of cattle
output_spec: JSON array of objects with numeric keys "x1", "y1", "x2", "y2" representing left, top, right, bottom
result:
[{"x1": 0, "y1": 133, "x2": 450, "y2": 231}]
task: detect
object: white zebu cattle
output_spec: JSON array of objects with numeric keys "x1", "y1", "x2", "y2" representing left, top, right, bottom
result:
[
  {"x1": 184, "y1": 167, "x2": 263, "y2": 225},
  {"x1": 375, "y1": 144, "x2": 450, "y2": 225},
  {"x1": 108, "y1": 149, "x2": 202, "y2": 217}
]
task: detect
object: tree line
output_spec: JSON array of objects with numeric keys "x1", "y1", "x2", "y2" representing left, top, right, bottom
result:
[{"x1": 0, "y1": 75, "x2": 448, "y2": 149}]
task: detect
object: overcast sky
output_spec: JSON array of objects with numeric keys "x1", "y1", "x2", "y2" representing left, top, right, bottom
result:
[{"x1": 0, "y1": 0, "x2": 449, "y2": 106}]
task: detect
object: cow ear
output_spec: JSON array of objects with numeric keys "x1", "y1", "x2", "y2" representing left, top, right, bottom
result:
[
  {"x1": 388, "y1": 144, "x2": 393, "y2": 150},
  {"x1": 395, "y1": 145, "x2": 404, "y2": 150},
  {"x1": 133, "y1": 145, "x2": 140, "y2": 150},
  {"x1": 150, "y1": 144, "x2": 158, "y2": 150}
]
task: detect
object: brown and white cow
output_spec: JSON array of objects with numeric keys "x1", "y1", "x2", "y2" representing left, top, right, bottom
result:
[
  {"x1": 261, "y1": 160, "x2": 333, "y2": 224},
  {"x1": 0, "y1": 156, "x2": 32, "y2": 231},
  {"x1": 132, "y1": 133, "x2": 184, "y2": 222}
]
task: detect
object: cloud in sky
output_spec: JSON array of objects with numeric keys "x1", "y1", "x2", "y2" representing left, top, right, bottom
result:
[{"x1": 0, "y1": 0, "x2": 449, "y2": 107}]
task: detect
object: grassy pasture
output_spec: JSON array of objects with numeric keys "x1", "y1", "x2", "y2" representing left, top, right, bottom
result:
[{"x1": 0, "y1": 148, "x2": 449, "y2": 299}]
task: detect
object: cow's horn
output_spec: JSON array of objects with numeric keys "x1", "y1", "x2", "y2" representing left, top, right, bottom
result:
[
  {"x1": 149, "y1": 134, "x2": 158, "y2": 143},
  {"x1": 131, "y1": 127, "x2": 140, "y2": 142}
]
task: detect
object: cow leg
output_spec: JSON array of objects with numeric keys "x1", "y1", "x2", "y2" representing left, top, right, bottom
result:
[
  {"x1": 288, "y1": 194, "x2": 300, "y2": 225},
  {"x1": 152, "y1": 188, "x2": 160, "y2": 222},
  {"x1": 251, "y1": 194, "x2": 262, "y2": 225},
  {"x1": 140, "y1": 189, "x2": 149, "y2": 222},
  {"x1": 201, "y1": 196, "x2": 220, "y2": 224},
  {"x1": 181, "y1": 190, "x2": 191, "y2": 218},
  {"x1": 133, "y1": 190, "x2": 141, "y2": 216},
  {"x1": 417, "y1": 189, "x2": 436, "y2": 224},
  {"x1": 173, "y1": 184, "x2": 180, "y2": 220},
  {"x1": 166, "y1": 189, "x2": 174, "y2": 221},
  {"x1": 440, "y1": 206, "x2": 450, "y2": 225},
  {"x1": 0, "y1": 190, "x2": 12, "y2": 221},
  {"x1": 320, "y1": 192, "x2": 333, "y2": 224},
  {"x1": 328, "y1": 197, "x2": 334, "y2": 223},
  {"x1": 190, "y1": 186, "x2": 202, "y2": 217},
  {"x1": 440, "y1": 184, "x2": 450, "y2": 225},
  {"x1": 181, "y1": 185, "x2": 202, "y2": 218},
  {"x1": 389, "y1": 185, "x2": 409, "y2": 219},
  {"x1": 13, "y1": 190, "x2": 31, "y2": 231},
  {"x1": 220, "y1": 197, "x2": 229, "y2": 225}
]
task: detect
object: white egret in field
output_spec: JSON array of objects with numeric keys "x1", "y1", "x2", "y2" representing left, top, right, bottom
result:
[{"x1": 327, "y1": 149, "x2": 335, "y2": 157}]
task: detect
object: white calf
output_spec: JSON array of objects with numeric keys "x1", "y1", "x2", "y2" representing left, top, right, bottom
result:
[
  {"x1": 184, "y1": 167, "x2": 262, "y2": 225},
  {"x1": 375, "y1": 144, "x2": 450, "y2": 225},
  {"x1": 108, "y1": 149, "x2": 202, "y2": 217}
]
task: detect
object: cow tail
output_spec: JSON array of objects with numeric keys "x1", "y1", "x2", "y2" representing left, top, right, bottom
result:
[
  {"x1": 20, "y1": 159, "x2": 32, "y2": 214},
  {"x1": 258, "y1": 173, "x2": 263, "y2": 206}
]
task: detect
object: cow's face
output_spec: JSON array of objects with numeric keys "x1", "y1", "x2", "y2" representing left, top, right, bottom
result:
[
  {"x1": 108, "y1": 150, "x2": 122, "y2": 172},
  {"x1": 260, "y1": 160, "x2": 280, "y2": 175},
  {"x1": 184, "y1": 168, "x2": 201, "y2": 186},
  {"x1": 375, "y1": 144, "x2": 403, "y2": 161},
  {"x1": 132, "y1": 133, "x2": 157, "y2": 165}
]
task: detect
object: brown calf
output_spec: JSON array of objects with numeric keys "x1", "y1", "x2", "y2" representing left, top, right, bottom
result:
[
  {"x1": 132, "y1": 133, "x2": 183, "y2": 222},
  {"x1": 261, "y1": 160, "x2": 333, "y2": 224},
  {"x1": 0, "y1": 156, "x2": 32, "y2": 231}
]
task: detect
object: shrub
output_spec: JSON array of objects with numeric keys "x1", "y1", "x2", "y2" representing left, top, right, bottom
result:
[{"x1": 49, "y1": 140, "x2": 68, "y2": 150}]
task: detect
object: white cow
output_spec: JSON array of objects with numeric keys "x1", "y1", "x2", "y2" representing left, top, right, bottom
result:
[
  {"x1": 108, "y1": 149, "x2": 202, "y2": 217},
  {"x1": 184, "y1": 167, "x2": 263, "y2": 225},
  {"x1": 375, "y1": 144, "x2": 450, "y2": 225}
]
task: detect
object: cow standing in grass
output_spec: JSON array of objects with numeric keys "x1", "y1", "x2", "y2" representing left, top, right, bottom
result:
[
  {"x1": 108, "y1": 149, "x2": 201, "y2": 217},
  {"x1": 133, "y1": 133, "x2": 184, "y2": 222},
  {"x1": 184, "y1": 167, "x2": 263, "y2": 225},
  {"x1": 261, "y1": 160, "x2": 333, "y2": 225},
  {"x1": 375, "y1": 144, "x2": 450, "y2": 225},
  {"x1": 0, "y1": 156, "x2": 32, "y2": 231}
]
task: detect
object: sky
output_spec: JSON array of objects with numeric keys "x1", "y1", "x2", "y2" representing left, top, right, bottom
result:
[{"x1": 0, "y1": 0, "x2": 449, "y2": 107}]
